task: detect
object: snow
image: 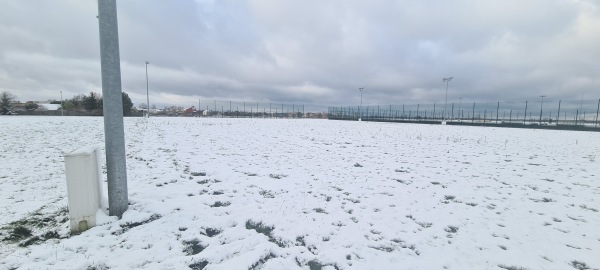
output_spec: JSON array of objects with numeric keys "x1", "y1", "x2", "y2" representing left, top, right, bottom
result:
[
  {"x1": 1, "y1": 116, "x2": 599, "y2": 269},
  {"x1": 39, "y1": 104, "x2": 61, "y2": 111}
]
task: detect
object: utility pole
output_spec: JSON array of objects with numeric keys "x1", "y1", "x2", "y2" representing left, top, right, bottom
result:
[{"x1": 97, "y1": 0, "x2": 128, "y2": 217}]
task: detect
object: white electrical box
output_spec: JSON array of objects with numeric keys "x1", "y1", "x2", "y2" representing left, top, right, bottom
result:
[{"x1": 64, "y1": 146, "x2": 103, "y2": 233}]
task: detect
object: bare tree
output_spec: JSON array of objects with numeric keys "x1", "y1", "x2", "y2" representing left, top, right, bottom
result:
[{"x1": 1, "y1": 91, "x2": 17, "y2": 115}]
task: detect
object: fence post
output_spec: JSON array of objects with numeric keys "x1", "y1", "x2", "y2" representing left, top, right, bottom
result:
[
  {"x1": 556, "y1": 100, "x2": 561, "y2": 125},
  {"x1": 595, "y1": 99, "x2": 600, "y2": 128},
  {"x1": 523, "y1": 101, "x2": 528, "y2": 124},
  {"x1": 496, "y1": 102, "x2": 499, "y2": 124},
  {"x1": 402, "y1": 105, "x2": 405, "y2": 119}
]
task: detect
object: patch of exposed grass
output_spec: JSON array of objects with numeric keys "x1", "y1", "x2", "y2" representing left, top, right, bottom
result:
[
  {"x1": 201, "y1": 227, "x2": 221, "y2": 237},
  {"x1": 307, "y1": 260, "x2": 324, "y2": 270},
  {"x1": 498, "y1": 264, "x2": 528, "y2": 270},
  {"x1": 391, "y1": 238, "x2": 420, "y2": 255},
  {"x1": 296, "y1": 236, "x2": 306, "y2": 246},
  {"x1": 395, "y1": 179, "x2": 412, "y2": 185},
  {"x1": 269, "y1": 174, "x2": 286, "y2": 179},
  {"x1": 579, "y1": 205, "x2": 598, "y2": 212},
  {"x1": 248, "y1": 252, "x2": 277, "y2": 270},
  {"x1": 210, "y1": 201, "x2": 231, "y2": 207},
  {"x1": 570, "y1": 260, "x2": 591, "y2": 270},
  {"x1": 353, "y1": 163, "x2": 363, "y2": 167},
  {"x1": 112, "y1": 214, "x2": 162, "y2": 236},
  {"x1": 370, "y1": 245, "x2": 394, "y2": 252},
  {"x1": 3, "y1": 226, "x2": 32, "y2": 242},
  {"x1": 314, "y1": 208, "x2": 327, "y2": 213},
  {"x1": 246, "y1": 220, "x2": 274, "y2": 237},
  {"x1": 182, "y1": 239, "x2": 206, "y2": 256},
  {"x1": 445, "y1": 225, "x2": 459, "y2": 233},
  {"x1": 42, "y1": 230, "x2": 60, "y2": 240},
  {"x1": 189, "y1": 260, "x2": 208, "y2": 270},
  {"x1": 87, "y1": 263, "x2": 109, "y2": 270},
  {"x1": 18, "y1": 236, "x2": 42, "y2": 247},
  {"x1": 416, "y1": 221, "x2": 432, "y2": 228},
  {"x1": 191, "y1": 172, "x2": 206, "y2": 177},
  {"x1": 259, "y1": 190, "x2": 275, "y2": 198}
]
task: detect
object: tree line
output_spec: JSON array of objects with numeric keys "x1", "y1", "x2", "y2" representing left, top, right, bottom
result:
[{"x1": 1, "y1": 91, "x2": 134, "y2": 116}]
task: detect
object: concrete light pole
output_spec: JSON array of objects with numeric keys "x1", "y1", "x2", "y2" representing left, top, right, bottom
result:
[
  {"x1": 358, "y1": 87, "x2": 364, "y2": 121},
  {"x1": 145, "y1": 60, "x2": 150, "y2": 118},
  {"x1": 442, "y1": 77, "x2": 453, "y2": 120},
  {"x1": 98, "y1": 0, "x2": 128, "y2": 217}
]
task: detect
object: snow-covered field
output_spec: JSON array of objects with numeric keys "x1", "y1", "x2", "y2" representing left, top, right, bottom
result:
[{"x1": 1, "y1": 116, "x2": 599, "y2": 270}]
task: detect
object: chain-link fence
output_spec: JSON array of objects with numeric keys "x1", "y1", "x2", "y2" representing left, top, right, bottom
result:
[
  {"x1": 329, "y1": 99, "x2": 600, "y2": 129},
  {"x1": 172, "y1": 100, "x2": 328, "y2": 119}
]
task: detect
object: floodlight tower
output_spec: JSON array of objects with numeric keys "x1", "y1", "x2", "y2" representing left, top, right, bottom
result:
[
  {"x1": 443, "y1": 77, "x2": 453, "y2": 120},
  {"x1": 539, "y1": 95, "x2": 546, "y2": 125},
  {"x1": 358, "y1": 87, "x2": 364, "y2": 121},
  {"x1": 145, "y1": 60, "x2": 150, "y2": 118}
]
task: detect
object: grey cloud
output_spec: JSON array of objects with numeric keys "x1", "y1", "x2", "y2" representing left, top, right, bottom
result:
[{"x1": 0, "y1": 0, "x2": 599, "y2": 110}]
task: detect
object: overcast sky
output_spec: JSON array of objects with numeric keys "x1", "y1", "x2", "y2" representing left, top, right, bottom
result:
[{"x1": 1, "y1": 0, "x2": 599, "y2": 109}]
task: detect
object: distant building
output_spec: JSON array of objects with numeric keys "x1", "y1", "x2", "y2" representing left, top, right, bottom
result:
[{"x1": 39, "y1": 104, "x2": 61, "y2": 110}]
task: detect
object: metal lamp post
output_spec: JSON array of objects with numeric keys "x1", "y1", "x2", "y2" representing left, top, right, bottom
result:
[
  {"x1": 442, "y1": 77, "x2": 453, "y2": 120},
  {"x1": 97, "y1": 0, "x2": 128, "y2": 217},
  {"x1": 539, "y1": 95, "x2": 546, "y2": 125},
  {"x1": 458, "y1": 97, "x2": 462, "y2": 121},
  {"x1": 145, "y1": 60, "x2": 150, "y2": 118},
  {"x1": 358, "y1": 87, "x2": 364, "y2": 121}
]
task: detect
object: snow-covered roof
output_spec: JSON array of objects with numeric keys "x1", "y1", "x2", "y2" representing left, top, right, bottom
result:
[{"x1": 39, "y1": 104, "x2": 61, "y2": 110}]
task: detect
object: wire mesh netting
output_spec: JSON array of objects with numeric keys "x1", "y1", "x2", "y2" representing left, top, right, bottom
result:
[{"x1": 328, "y1": 99, "x2": 600, "y2": 128}]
